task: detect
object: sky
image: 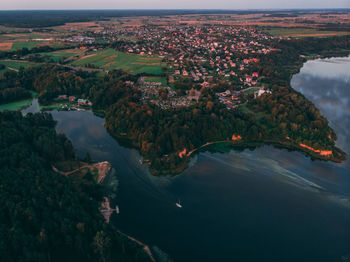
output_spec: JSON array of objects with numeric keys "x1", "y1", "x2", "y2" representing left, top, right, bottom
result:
[{"x1": 1, "y1": 0, "x2": 349, "y2": 10}]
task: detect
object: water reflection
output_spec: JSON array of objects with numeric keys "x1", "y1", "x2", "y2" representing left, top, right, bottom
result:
[{"x1": 291, "y1": 56, "x2": 350, "y2": 170}]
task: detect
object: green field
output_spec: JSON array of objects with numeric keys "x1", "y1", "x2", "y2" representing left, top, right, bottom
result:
[
  {"x1": 143, "y1": 76, "x2": 168, "y2": 86},
  {"x1": 0, "y1": 33, "x2": 52, "y2": 40},
  {"x1": 71, "y1": 49, "x2": 163, "y2": 75},
  {"x1": 0, "y1": 60, "x2": 38, "y2": 74},
  {"x1": 39, "y1": 103, "x2": 66, "y2": 111},
  {"x1": 262, "y1": 27, "x2": 350, "y2": 38},
  {"x1": 239, "y1": 103, "x2": 267, "y2": 125},
  {"x1": 11, "y1": 41, "x2": 45, "y2": 51},
  {"x1": 243, "y1": 87, "x2": 260, "y2": 94},
  {"x1": 0, "y1": 98, "x2": 33, "y2": 112},
  {"x1": 39, "y1": 50, "x2": 81, "y2": 62}
]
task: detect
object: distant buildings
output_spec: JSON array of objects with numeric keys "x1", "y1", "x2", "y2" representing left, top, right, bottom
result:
[{"x1": 56, "y1": 95, "x2": 93, "y2": 106}]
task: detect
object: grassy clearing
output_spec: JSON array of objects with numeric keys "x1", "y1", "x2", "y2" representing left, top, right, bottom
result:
[
  {"x1": 239, "y1": 103, "x2": 266, "y2": 119},
  {"x1": 39, "y1": 103, "x2": 66, "y2": 111},
  {"x1": 243, "y1": 87, "x2": 260, "y2": 94},
  {"x1": 0, "y1": 90, "x2": 37, "y2": 112},
  {"x1": 0, "y1": 60, "x2": 37, "y2": 74},
  {"x1": 262, "y1": 27, "x2": 350, "y2": 38},
  {"x1": 11, "y1": 41, "x2": 45, "y2": 50},
  {"x1": 143, "y1": 76, "x2": 168, "y2": 86},
  {"x1": 0, "y1": 33, "x2": 52, "y2": 40},
  {"x1": 0, "y1": 98, "x2": 33, "y2": 112},
  {"x1": 71, "y1": 48, "x2": 163, "y2": 75},
  {"x1": 39, "y1": 49, "x2": 81, "y2": 62}
]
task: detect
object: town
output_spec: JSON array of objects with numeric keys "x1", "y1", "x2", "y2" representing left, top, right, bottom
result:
[{"x1": 91, "y1": 25, "x2": 277, "y2": 109}]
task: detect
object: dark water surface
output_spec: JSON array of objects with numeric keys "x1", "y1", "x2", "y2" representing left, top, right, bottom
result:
[{"x1": 45, "y1": 57, "x2": 350, "y2": 262}]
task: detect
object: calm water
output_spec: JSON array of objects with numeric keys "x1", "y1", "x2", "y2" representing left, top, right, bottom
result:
[{"x1": 33, "y1": 56, "x2": 350, "y2": 262}]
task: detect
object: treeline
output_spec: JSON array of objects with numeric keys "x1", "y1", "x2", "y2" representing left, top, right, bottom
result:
[
  {"x1": 0, "y1": 10, "x2": 320, "y2": 28},
  {"x1": 0, "y1": 111, "x2": 151, "y2": 262},
  {"x1": 259, "y1": 35, "x2": 350, "y2": 86},
  {"x1": 0, "y1": 70, "x2": 32, "y2": 104},
  {"x1": 0, "y1": 65, "x2": 96, "y2": 105},
  {"x1": 249, "y1": 86, "x2": 336, "y2": 149},
  {"x1": 276, "y1": 35, "x2": 350, "y2": 56},
  {"x1": 0, "y1": 45, "x2": 64, "y2": 60},
  {"x1": 0, "y1": 63, "x2": 139, "y2": 105}
]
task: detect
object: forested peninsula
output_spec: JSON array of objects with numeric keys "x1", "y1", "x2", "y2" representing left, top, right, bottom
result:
[
  {"x1": 1, "y1": 35, "x2": 349, "y2": 175},
  {"x1": 0, "y1": 111, "x2": 152, "y2": 261}
]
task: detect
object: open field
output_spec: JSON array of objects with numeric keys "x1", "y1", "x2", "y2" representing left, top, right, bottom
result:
[
  {"x1": 0, "y1": 32, "x2": 53, "y2": 40},
  {"x1": 262, "y1": 27, "x2": 350, "y2": 38},
  {"x1": 55, "y1": 22, "x2": 104, "y2": 32},
  {"x1": 0, "y1": 98, "x2": 33, "y2": 112},
  {"x1": 0, "y1": 42, "x2": 13, "y2": 51},
  {"x1": 0, "y1": 91, "x2": 37, "y2": 111},
  {"x1": 143, "y1": 76, "x2": 168, "y2": 86},
  {"x1": 39, "y1": 49, "x2": 83, "y2": 62},
  {"x1": 0, "y1": 60, "x2": 37, "y2": 74},
  {"x1": 111, "y1": 11, "x2": 350, "y2": 29},
  {"x1": 71, "y1": 48, "x2": 163, "y2": 75},
  {"x1": 242, "y1": 86, "x2": 260, "y2": 94},
  {"x1": 11, "y1": 41, "x2": 46, "y2": 50},
  {"x1": 239, "y1": 103, "x2": 267, "y2": 124}
]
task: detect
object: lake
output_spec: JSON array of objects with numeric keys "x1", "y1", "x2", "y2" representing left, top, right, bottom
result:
[{"x1": 27, "y1": 56, "x2": 350, "y2": 262}]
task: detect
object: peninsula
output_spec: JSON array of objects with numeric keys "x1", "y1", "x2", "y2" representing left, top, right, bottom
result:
[{"x1": 0, "y1": 11, "x2": 349, "y2": 175}]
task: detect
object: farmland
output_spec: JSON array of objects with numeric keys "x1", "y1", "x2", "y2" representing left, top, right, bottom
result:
[
  {"x1": 39, "y1": 49, "x2": 83, "y2": 62},
  {"x1": 0, "y1": 60, "x2": 37, "y2": 74},
  {"x1": 11, "y1": 41, "x2": 46, "y2": 50},
  {"x1": 0, "y1": 32, "x2": 53, "y2": 40},
  {"x1": 71, "y1": 48, "x2": 164, "y2": 75},
  {"x1": 0, "y1": 42, "x2": 13, "y2": 51},
  {"x1": 262, "y1": 27, "x2": 350, "y2": 38}
]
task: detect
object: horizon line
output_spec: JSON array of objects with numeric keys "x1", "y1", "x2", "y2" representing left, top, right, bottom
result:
[{"x1": 0, "y1": 8, "x2": 350, "y2": 11}]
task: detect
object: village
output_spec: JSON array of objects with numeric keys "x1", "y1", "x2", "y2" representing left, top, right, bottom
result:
[
  {"x1": 0, "y1": 22, "x2": 277, "y2": 111},
  {"x1": 111, "y1": 25, "x2": 276, "y2": 83},
  {"x1": 54, "y1": 94, "x2": 93, "y2": 110},
  {"x1": 104, "y1": 25, "x2": 276, "y2": 109}
]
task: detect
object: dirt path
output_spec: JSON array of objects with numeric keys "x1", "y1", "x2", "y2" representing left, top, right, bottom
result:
[
  {"x1": 187, "y1": 140, "x2": 228, "y2": 157},
  {"x1": 52, "y1": 161, "x2": 111, "y2": 182},
  {"x1": 117, "y1": 230, "x2": 156, "y2": 262}
]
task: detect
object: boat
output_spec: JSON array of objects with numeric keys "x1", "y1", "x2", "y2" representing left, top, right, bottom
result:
[
  {"x1": 176, "y1": 199, "x2": 182, "y2": 208},
  {"x1": 139, "y1": 159, "x2": 143, "y2": 165},
  {"x1": 116, "y1": 205, "x2": 120, "y2": 214}
]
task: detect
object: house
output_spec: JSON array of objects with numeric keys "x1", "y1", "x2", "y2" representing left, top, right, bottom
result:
[
  {"x1": 216, "y1": 90, "x2": 231, "y2": 97},
  {"x1": 78, "y1": 99, "x2": 88, "y2": 105},
  {"x1": 201, "y1": 82, "x2": 210, "y2": 88},
  {"x1": 254, "y1": 88, "x2": 272, "y2": 98},
  {"x1": 69, "y1": 96, "x2": 76, "y2": 102},
  {"x1": 56, "y1": 95, "x2": 68, "y2": 100}
]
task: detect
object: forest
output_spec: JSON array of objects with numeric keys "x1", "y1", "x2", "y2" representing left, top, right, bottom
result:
[
  {"x1": 0, "y1": 10, "x2": 314, "y2": 28},
  {"x1": 0, "y1": 111, "x2": 151, "y2": 262}
]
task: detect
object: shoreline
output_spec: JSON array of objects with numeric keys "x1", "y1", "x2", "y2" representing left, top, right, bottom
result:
[
  {"x1": 107, "y1": 117, "x2": 347, "y2": 176},
  {"x1": 149, "y1": 138, "x2": 346, "y2": 176},
  {"x1": 16, "y1": 52, "x2": 350, "y2": 176}
]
